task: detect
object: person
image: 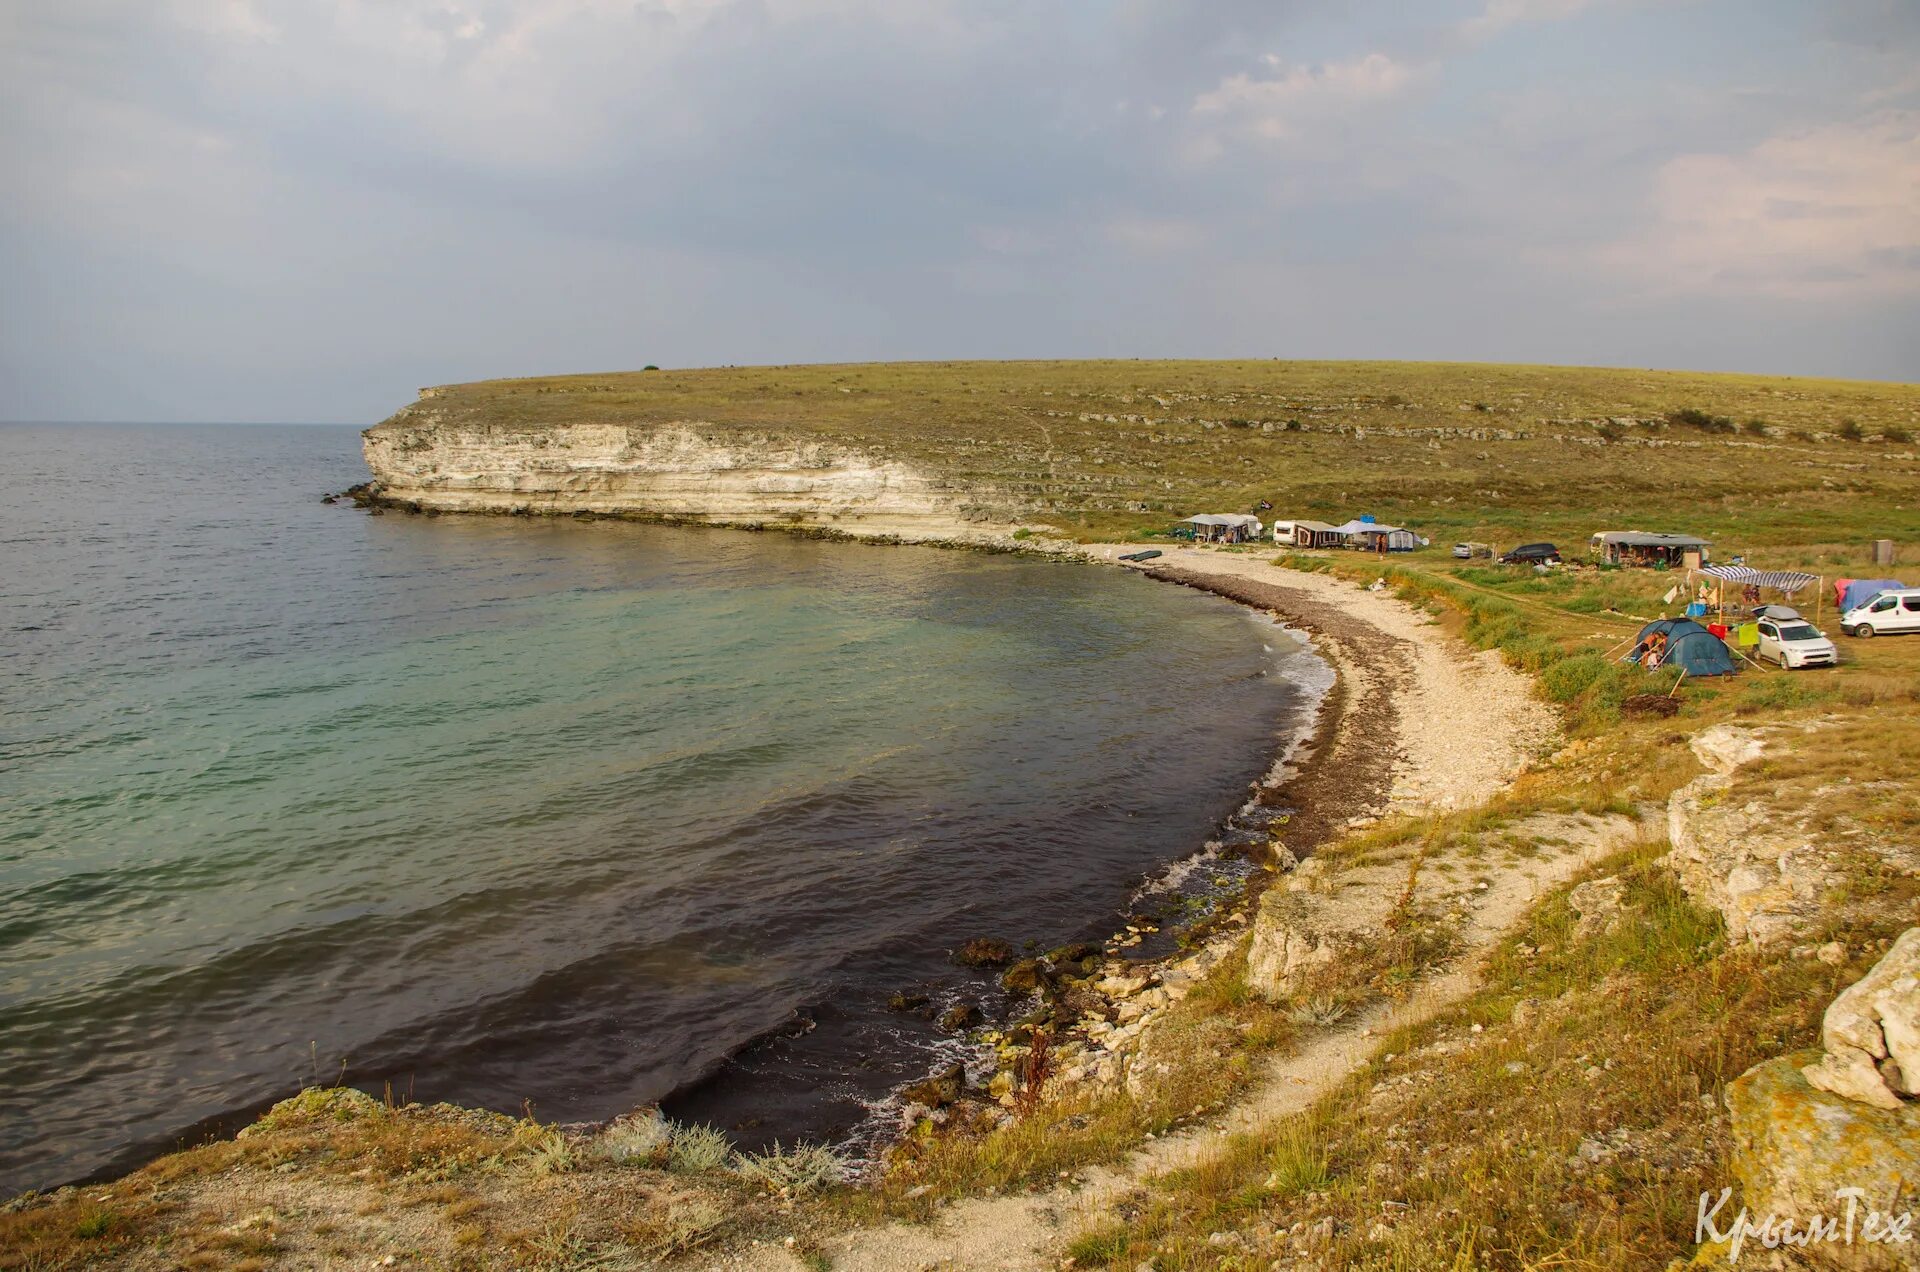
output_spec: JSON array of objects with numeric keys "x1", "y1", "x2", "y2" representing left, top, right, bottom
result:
[{"x1": 1645, "y1": 630, "x2": 1668, "y2": 669}]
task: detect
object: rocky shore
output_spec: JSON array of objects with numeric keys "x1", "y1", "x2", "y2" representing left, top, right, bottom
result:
[{"x1": 876, "y1": 544, "x2": 1558, "y2": 1160}]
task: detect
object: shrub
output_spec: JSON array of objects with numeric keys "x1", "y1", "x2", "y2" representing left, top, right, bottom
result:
[
  {"x1": 1885, "y1": 427, "x2": 1913, "y2": 444},
  {"x1": 732, "y1": 1141, "x2": 848, "y2": 1194},
  {"x1": 667, "y1": 1122, "x2": 733, "y2": 1173},
  {"x1": 1839, "y1": 419, "x2": 1864, "y2": 441},
  {"x1": 1264, "y1": 1116, "x2": 1332, "y2": 1196},
  {"x1": 593, "y1": 1111, "x2": 670, "y2": 1165},
  {"x1": 1539, "y1": 651, "x2": 1612, "y2": 704},
  {"x1": 1665, "y1": 407, "x2": 1734, "y2": 434},
  {"x1": 1742, "y1": 418, "x2": 1768, "y2": 436},
  {"x1": 526, "y1": 1128, "x2": 575, "y2": 1175}
]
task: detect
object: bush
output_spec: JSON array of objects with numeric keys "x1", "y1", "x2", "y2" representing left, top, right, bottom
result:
[
  {"x1": 1742, "y1": 418, "x2": 1768, "y2": 436},
  {"x1": 666, "y1": 1122, "x2": 733, "y2": 1173},
  {"x1": 1665, "y1": 407, "x2": 1734, "y2": 434},
  {"x1": 1539, "y1": 651, "x2": 1612, "y2": 704},
  {"x1": 1885, "y1": 427, "x2": 1913, "y2": 444},
  {"x1": 732, "y1": 1141, "x2": 848, "y2": 1194},
  {"x1": 1839, "y1": 419, "x2": 1864, "y2": 441},
  {"x1": 593, "y1": 1111, "x2": 670, "y2": 1165}
]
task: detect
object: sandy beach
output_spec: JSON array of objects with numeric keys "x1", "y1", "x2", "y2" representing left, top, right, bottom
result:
[{"x1": 1087, "y1": 544, "x2": 1557, "y2": 822}]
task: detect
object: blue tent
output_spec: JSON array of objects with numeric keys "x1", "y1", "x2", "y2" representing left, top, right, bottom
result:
[
  {"x1": 1840, "y1": 578, "x2": 1907, "y2": 612},
  {"x1": 1630, "y1": 618, "x2": 1738, "y2": 677}
]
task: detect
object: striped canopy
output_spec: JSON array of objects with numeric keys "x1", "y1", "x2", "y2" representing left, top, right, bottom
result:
[{"x1": 1695, "y1": 564, "x2": 1818, "y2": 595}]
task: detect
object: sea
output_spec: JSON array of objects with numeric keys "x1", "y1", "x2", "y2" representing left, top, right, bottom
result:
[{"x1": 0, "y1": 422, "x2": 1326, "y2": 1196}]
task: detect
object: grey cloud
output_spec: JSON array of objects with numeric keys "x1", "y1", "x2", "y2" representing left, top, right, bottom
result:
[{"x1": 1, "y1": 0, "x2": 1916, "y2": 423}]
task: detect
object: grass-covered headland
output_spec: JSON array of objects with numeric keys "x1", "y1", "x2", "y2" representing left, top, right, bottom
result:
[{"x1": 379, "y1": 358, "x2": 1920, "y2": 549}]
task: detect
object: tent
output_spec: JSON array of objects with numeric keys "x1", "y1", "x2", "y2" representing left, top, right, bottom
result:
[
  {"x1": 1628, "y1": 618, "x2": 1738, "y2": 677},
  {"x1": 1329, "y1": 519, "x2": 1418, "y2": 551},
  {"x1": 1181, "y1": 513, "x2": 1264, "y2": 543},
  {"x1": 1837, "y1": 578, "x2": 1907, "y2": 612}
]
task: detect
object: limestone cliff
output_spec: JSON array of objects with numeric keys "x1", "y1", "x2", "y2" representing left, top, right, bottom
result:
[{"x1": 361, "y1": 391, "x2": 1035, "y2": 546}]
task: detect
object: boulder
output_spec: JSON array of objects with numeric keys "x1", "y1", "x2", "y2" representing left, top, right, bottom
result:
[
  {"x1": 901, "y1": 1061, "x2": 965, "y2": 1109},
  {"x1": 1000, "y1": 959, "x2": 1046, "y2": 995},
  {"x1": 1567, "y1": 875, "x2": 1627, "y2": 938},
  {"x1": 938, "y1": 1001, "x2": 982, "y2": 1033},
  {"x1": 1726, "y1": 1054, "x2": 1920, "y2": 1269},
  {"x1": 1246, "y1": 891, "x2": 1342, "y2": 1001},
  {"x1": 1804, "y1": 930, "x2": 1920, "y2": 1111},
  {"x1": 954, "y1": 938, "x2": 1015, "y2": 968}
]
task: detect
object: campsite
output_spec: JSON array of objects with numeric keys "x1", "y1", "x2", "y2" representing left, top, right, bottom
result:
[{"x1": 1169, "y1": 507, "x2": 1898, "y2": 680}]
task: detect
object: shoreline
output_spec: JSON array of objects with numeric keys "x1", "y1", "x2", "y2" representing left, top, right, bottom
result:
[
  {"x1": 6, "y1": 522, "x2": 1552, "y2": 1222},
  {"x1": 907, "y1": 544, "x2": 1556, "y2": 1113}
]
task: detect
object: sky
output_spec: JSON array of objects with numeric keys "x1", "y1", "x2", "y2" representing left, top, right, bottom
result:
[{"x1": 1, "y1": 0, "x2": 1916, "y2": 423}]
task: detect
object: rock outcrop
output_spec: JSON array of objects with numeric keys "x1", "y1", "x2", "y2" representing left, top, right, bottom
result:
[
  {"x1": 1724, "y1": 937, "x2": 1920, "y2": 1268},
  {"x1": 1666, "y1": 724, "x2": 1837, "y2": 947},
  {"x1": 1725, "y1": 1054, "x2": 1920, "y2": 1270},
  {"x1": 1665, "y1": 723, "x2": 1920, "y2": 949},
  {"x1": 1804, "y1": 930, "x2": 1920, "y2": 1110},
  {"x1": 362, "y1": 398, "x2": 1034, "y2": 546}
]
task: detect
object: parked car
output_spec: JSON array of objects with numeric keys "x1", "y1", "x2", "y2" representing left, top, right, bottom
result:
[
  {"x1": 1841, "y1": 587, "x2": 1920, "y2": 638},
  {"x1": 1755, "y1": 617, "x2": 1837, "y2": 668},
  {"x1": 1500, "y1": 542, "x2": 1561, "y2": 565},
  {"x1": 1452, "y1": 541, "x2": 1492, "y2": 559}
]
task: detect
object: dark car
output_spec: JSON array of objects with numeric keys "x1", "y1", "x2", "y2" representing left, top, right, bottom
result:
[{"x1": 1501, "y1": 542, "x2": 1561, "y2": 565}]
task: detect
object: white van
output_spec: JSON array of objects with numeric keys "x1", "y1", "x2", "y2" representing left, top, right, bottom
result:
[{"x1": 1841, "y1": 587, "x2": 1920, "y2": 638}]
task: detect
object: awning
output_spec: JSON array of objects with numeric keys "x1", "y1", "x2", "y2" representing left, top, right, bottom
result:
[
  {"x1": 1695, "y1": 564, "x2": 1818, "y2": 595},
  {"x1": 1594, "y1": 531, "x2": 1712, "y2": 548}
]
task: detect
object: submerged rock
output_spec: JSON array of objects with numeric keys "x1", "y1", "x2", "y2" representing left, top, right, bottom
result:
[
  {"x1": 939, "y1": 1002, "x2": 982, "y2": 1032},
  {"x1": 954, "y1": 938, "x2": 1016, "y2": 968},
  {"x1": 902, "y1": 1061, "x2": 966, "y2": 1109},
  {"x1": 1000, "y1": 958, "x2": 1046, "y2": 995}
]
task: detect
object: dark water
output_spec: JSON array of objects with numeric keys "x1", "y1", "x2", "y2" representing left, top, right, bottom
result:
[{"x1": 0, "y1": 423, "x2": 1321, "y2": 1196}]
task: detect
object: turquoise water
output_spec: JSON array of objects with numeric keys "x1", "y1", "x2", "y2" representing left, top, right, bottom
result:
[{"x1": 0, "y1": 424, "x2": 1319, "y2": 1194}]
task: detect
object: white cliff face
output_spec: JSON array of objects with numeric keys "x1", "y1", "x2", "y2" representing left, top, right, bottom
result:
[{"x1": 362, "y1": 414, "x2": 1034, "y2": 546}]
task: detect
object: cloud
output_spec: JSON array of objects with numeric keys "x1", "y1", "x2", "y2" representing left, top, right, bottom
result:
[
  {"x1": 1191, "y1": 51, "x2": 1414, "y2": 142},
  {"x1": 1460, "y1": 0, "x2": 1598, "y2": 42},
  {"x1": 3, "y1": 0, "x2": 1919, "y2": 420},
  {"x1": 1603, "y1": 111, "x2": 1920, "y2": 297},
  {"x1": 1102, "y1": 216, "x2": 1203, "y2": 254}
]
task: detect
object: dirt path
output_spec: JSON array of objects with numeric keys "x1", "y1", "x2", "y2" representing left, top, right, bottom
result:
[
  {"x1": 798, "y1": 555, "x2": 1576, "y2": 1272},
  {"x1": 815, "y1": 810, "x2": 1653, "y2": 1271}
]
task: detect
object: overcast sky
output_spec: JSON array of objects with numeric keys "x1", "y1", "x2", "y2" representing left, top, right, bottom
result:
[{"x1": 2, "y1": 0, "x2": 1915, "y2": 423}]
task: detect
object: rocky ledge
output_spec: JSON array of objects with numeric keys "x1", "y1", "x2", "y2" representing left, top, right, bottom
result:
[{"x1": 360, "y1": 392, "x2": 1039, "y2": 547}]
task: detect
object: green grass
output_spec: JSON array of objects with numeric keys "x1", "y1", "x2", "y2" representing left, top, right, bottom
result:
[
  {"x1": 1058, "y1": 846, "x2": 1905, "y2": 1270},
  {"x1": 376, "y1": 359, "x2": 1920, "y2": 547}
]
